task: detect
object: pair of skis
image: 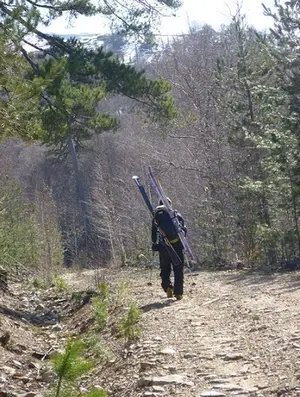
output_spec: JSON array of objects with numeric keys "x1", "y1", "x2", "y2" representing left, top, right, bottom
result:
[
  {"x1": 132, "y1": 174, "x2": 182, "y2": 266},
  {"x1": 132, "y1": 167, "x2": 196, "y2": 268}
]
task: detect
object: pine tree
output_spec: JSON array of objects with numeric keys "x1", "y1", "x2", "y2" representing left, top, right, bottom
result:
[
  {"x1": 0, "y1": 0, "x2": 179, "y2": 146},
  {"x1": 0, "y1": 33, "x2": 42, "y2": 141},
  {"x1": 253, "y1": 0, "x2": 300, "y2": 259},
  {"x1": 216, "y1": 11, "x2": 278, "y2": 265},
  {"x1": 50, "y1": 339, "x2": 107, "y2": 397},
  {"x1": 218, "y1": 1, "x2": 300, "y2": 263}
]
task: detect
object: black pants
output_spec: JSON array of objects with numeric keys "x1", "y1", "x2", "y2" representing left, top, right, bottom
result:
[{"x1": 159, "y1": 241, "x2": 184, "y2": 295}]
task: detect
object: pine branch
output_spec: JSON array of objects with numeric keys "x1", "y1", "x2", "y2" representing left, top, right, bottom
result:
[
  {"x1": 25, "y1": 0, "x2": 68, "y2": 11},
  {"x1": 21, "y1": 38, "x2": 58, "y2": 58},
  {"x1": 20, "y1": 46, "x2": 40, "y2": 74},
  {"x1": 0, "y1": 2, "x2": 69, "y2": 52},
  {"x1": 103, "y1": 0, "x2": 135, "y2": 31}
]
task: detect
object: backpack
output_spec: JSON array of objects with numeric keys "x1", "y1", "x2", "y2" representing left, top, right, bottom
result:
[{"x1": 153, "y1": 205, "x2": 179, "y2": 242}]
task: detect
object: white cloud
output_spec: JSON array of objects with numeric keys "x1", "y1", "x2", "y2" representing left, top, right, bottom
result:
[
  {"x1": 158, "y1": 0, "x2": 275, "y2": 35},
  {"x1": 41, "y1": 0, "x2": 275, "y2": 36}
]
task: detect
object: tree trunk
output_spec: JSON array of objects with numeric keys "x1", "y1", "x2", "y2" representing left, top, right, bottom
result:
[{"x1": 67, "y1": 134, "x2": 90, "y2": 249}]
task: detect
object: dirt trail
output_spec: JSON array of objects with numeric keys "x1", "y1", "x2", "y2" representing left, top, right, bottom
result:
[
  {"x1": 2, "y1": 267, "x2": 300, "y2": 397},
  {"x1": 92, "y1": 268, "x2": 300, "y2": 397}
]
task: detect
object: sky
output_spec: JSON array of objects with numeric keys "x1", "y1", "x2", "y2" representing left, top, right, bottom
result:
[{"x1": 42, "y1": 0, "x2": 275, "y2": 36}]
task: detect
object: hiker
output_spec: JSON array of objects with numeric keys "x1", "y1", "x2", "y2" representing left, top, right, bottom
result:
[{"x1": 151, "y1": 198, "x2": 187, "y2": 300}]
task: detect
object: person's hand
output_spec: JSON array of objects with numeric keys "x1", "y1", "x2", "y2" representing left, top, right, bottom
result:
[{"x1": 152, "y1": 243, "x2": 160, "y2": 252}]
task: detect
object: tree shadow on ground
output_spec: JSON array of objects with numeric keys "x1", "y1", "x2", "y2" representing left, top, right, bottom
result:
[
  {"x1": 139, "y1": 300, "x2": 175, "y2": 313},
  {"x1": 222, "y1": 270, "x2": 276, "y2": 285},
  {"x1": 0, "y1": 305, "x2": 59, "y2": 326},
  {"x1": 221, "y1": 269, "x2": 300, "y2": 295}
]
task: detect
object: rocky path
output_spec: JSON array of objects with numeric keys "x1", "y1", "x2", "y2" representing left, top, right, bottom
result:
[
  {"x1": 104, "y1": 268, "x2": 300, "y2": 397},
  {"x1": 2, "y1": 267, "x2": 300, "y2": 397}
]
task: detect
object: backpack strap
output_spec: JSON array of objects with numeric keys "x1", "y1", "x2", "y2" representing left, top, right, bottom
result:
[{"x1": 169, "y1": 236, "x2": 180, "y2": 244}]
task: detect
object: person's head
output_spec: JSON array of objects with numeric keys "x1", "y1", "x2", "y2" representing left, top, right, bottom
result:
[{"x1": 159, "y1": 197, "x2": 172, "y2": 208}]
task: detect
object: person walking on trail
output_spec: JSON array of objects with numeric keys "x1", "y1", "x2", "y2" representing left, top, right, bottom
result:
[{"x1": 151, "y1": 197, "x2": 187, "y2": 301}]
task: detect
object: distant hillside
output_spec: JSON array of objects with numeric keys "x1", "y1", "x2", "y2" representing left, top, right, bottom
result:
[{"x1": 57, "y1": 32, "x2": 157, "y2": 63}]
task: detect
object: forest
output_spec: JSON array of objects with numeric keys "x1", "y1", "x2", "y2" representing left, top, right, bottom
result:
[{"x1": 1, "y1": 0, "x2": 300, "y2": 273}]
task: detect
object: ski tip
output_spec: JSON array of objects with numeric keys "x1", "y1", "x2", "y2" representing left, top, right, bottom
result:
[{"x1": 132, "y1": 175, "x2": 139, "y2": 180}]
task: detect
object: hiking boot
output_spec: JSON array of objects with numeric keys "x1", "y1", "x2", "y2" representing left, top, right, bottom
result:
[
  {"x1": 166, "y1": 287, "x2": 173, "y2": 298},
  {"x1": 175, "y1": 294, "x2": 183, "y2": 301}
]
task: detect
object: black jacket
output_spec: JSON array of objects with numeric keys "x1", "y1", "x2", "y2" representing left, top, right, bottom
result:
[{"x1": 152, "y1": 209, "x2": 187, "y2": 244}]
